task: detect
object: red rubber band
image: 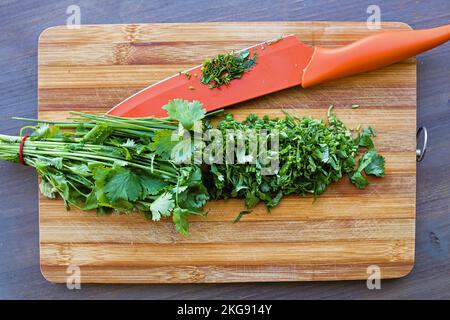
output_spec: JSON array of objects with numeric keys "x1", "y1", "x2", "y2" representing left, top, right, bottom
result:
[{"x1": 19, "y1": 135, "x2": 29, "y2": 165}]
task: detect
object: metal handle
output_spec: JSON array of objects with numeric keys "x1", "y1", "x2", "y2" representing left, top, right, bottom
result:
[{"x1": 416, "y1": 126, "x2": 428, "y2": 162}]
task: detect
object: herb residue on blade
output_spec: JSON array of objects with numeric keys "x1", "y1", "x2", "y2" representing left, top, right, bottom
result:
[{"x1": 200, "y1": 49, "x2": 257, "y2": 89}]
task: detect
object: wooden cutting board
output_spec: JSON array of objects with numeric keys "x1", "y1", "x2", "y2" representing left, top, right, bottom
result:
[{"x1": 38, "y1": 22, "x2": 416, "y2": 283}]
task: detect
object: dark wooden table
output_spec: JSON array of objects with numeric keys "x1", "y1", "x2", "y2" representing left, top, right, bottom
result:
[{"x1": 0, "y1": 0, "x2": 449, "y2": 299}]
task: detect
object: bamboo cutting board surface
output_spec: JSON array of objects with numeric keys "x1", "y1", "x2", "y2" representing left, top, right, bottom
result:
[{"x1": 38, "y1": 22, "x2": 416, "y2": 283}]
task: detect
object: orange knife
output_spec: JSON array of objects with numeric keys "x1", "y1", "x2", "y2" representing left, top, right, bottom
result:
[{"x1": 107, "y1": 24, "x2": 450, "y2": 118}]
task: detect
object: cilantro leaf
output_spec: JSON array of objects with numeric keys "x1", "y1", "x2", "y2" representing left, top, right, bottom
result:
[
  {"x1": 104, "y1": 167, "x2": 142, "y2": 202},
  {"x1": 39, "y1": 179, "x2": 56, "y2": 199},
  {"x1": 358, "y1": 150, "x2": 382, "y2": 172},
  {"x1": 86, "y1": 165, "x2": 112, "y2": 210},
  {"x1": 35, "y1": 156, "x2": 63, "y2": 170},
  {"x1": 121, "y1": 139, "x2": 136, "y2": 148},
  {"x1": 139, "y1": 175, "x2": 169, "y2": 197},
  {"x1": 51, "y1": 174, "x2": 70, "y2": 205},
  {"x1": 172, "y1": 207, "x2": 190, "y2": 236},
  {"x1": 149, "y1": 129, "x2": 180, "y2": 159},
  {"x1": 32, "y1": 124, "x2": 61, "y2": 139},
  {"x1": 83, "y1": 190, "x2": 98, "y2": 210},
  {"x1": 171, "y1": 138, "x2": 194, "y2": 164},
  {"x1": 359, "y1": 127, "x2": 375, "y2": 149},
  {"x1": 177, "y1": 188, "x2": 209, "y2": 210},
  {"x1": 162, "y1": 99, "x2": 205, "y2": 130},
  {"x1": 349, "y1": 150, "x2": 385, "y2": 188},
  {"x1": 350, "y1": 171, "x2": 369, "y2": 189},
  {"x1": 150, "y1": 193, "x2": 175, "y2": 221},
  {"x1": 66, "y1": 163, "x2": 91, "y2": 177},
  {"x1": 363, "y1": 151, "x2": 385, "y2": 177}
]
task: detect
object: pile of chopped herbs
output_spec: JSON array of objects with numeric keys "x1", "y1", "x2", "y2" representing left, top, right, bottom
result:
[
  {"x1": 0, "y1": 100, "x2": 384, "y2": 236},
  {"x1": 200, "y1": 49, "x2": 257, "y2": 88},
  {"x1": 206, "y1": 106, "x2": 385, "y2": 209}
]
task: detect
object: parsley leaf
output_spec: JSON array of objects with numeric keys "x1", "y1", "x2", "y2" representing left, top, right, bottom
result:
[
  {"x1": 350, "y1": 171, "x2": 369, "y2": 189},
  {"x1": 139, "y1": 175, "x2": 169, "y2": 197},
  {"x1": 172, "y1": 207, "x2": 190, "y2": 236},
  {"x1": 66, "y1": 163, "x2": 91, "y2": 177},
  {"x1": 39, "y1": 179, "x2": 56, "y2": 199},
  {"x1": 358, "y1": 127, "x2": 375, "y2": 149},
  {"x1": 31, "y1": 124, "x2": 61, "y2": 139},
  {"x1": 104, "y1": 167, "x2": 142, "y2": 202},
  {"x1": 162, "y1": 99, "x2": 205, "y2": 130},
  {"x1": 150, "y1": 192, "x2": 175, "y2": 221},
  {"x1": 363, "y1": 150, "x2": 385, "y2": 177},
  {"x1": 121, "y1": 139, "x2": 136, "y2": 148},
  {"x1": 171, "y1": 138, "x2": 194, "y2": 164},
  {"x1": 349, "y1": 150, "x2": 385, "y2": 188},
  {"x1": 149, "y1": 129, "x2": 180, "y2": 159}
]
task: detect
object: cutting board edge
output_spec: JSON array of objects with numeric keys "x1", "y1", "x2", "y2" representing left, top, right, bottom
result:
[{"x1": 39, "y1": 261, "x2": 416, "y2": 284}]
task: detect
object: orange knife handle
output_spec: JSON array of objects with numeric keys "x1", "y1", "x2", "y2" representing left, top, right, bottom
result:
[{"x1": 301, "y1": 24, "x2": 450, "y2": 88}]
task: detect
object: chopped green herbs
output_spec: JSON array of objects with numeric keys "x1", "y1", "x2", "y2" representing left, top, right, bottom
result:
[
  {"x1": 206, "y1": 108, "x2": 385, "y2": 208},
  {"x1": 233, "y1": 210, "x2": 252, "y2": 223},
  {"x1": 200, "y1": 49, "x2": 257, "y2": 88},
  {"x1": 357, "y1": 127, "x2": 376, "y2": 149},
  {"x1": 180, "y1": 71, "x2": 191, "y2": 79},
  {"x1": 264, "y1": 35, "x2": 284, "y2": 46},
  {"x1": 0, "y1": 100, "x2": 385, "y2": 236},
  {"x1": 350, "y1": 150, "x2": 385, "y2": 188}
]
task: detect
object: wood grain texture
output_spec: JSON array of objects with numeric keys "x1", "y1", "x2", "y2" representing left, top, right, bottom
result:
[{"x1": 37, "y1": 22, "x2": 416, "y2": 283}]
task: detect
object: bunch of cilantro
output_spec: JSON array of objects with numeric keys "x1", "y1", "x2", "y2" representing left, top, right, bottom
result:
[
  {"x1": 0, "y1": 100, "x2": 384, "y2": 236},
  {"x1": 0, "y1": 100, "x2": 209, "y2": 236}
]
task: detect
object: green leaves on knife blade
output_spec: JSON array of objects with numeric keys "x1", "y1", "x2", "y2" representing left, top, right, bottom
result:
[{"x1": 200, "y1": 49, "x2": 257, "y2": 88}]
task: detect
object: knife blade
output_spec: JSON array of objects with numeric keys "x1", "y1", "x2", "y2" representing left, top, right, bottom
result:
[
  {"x1": 107, "y1": 24, "x2": 450, "y2": 118},
  {"x1": 107, "y1": 35, "x2": 313, "y2": 118}
]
